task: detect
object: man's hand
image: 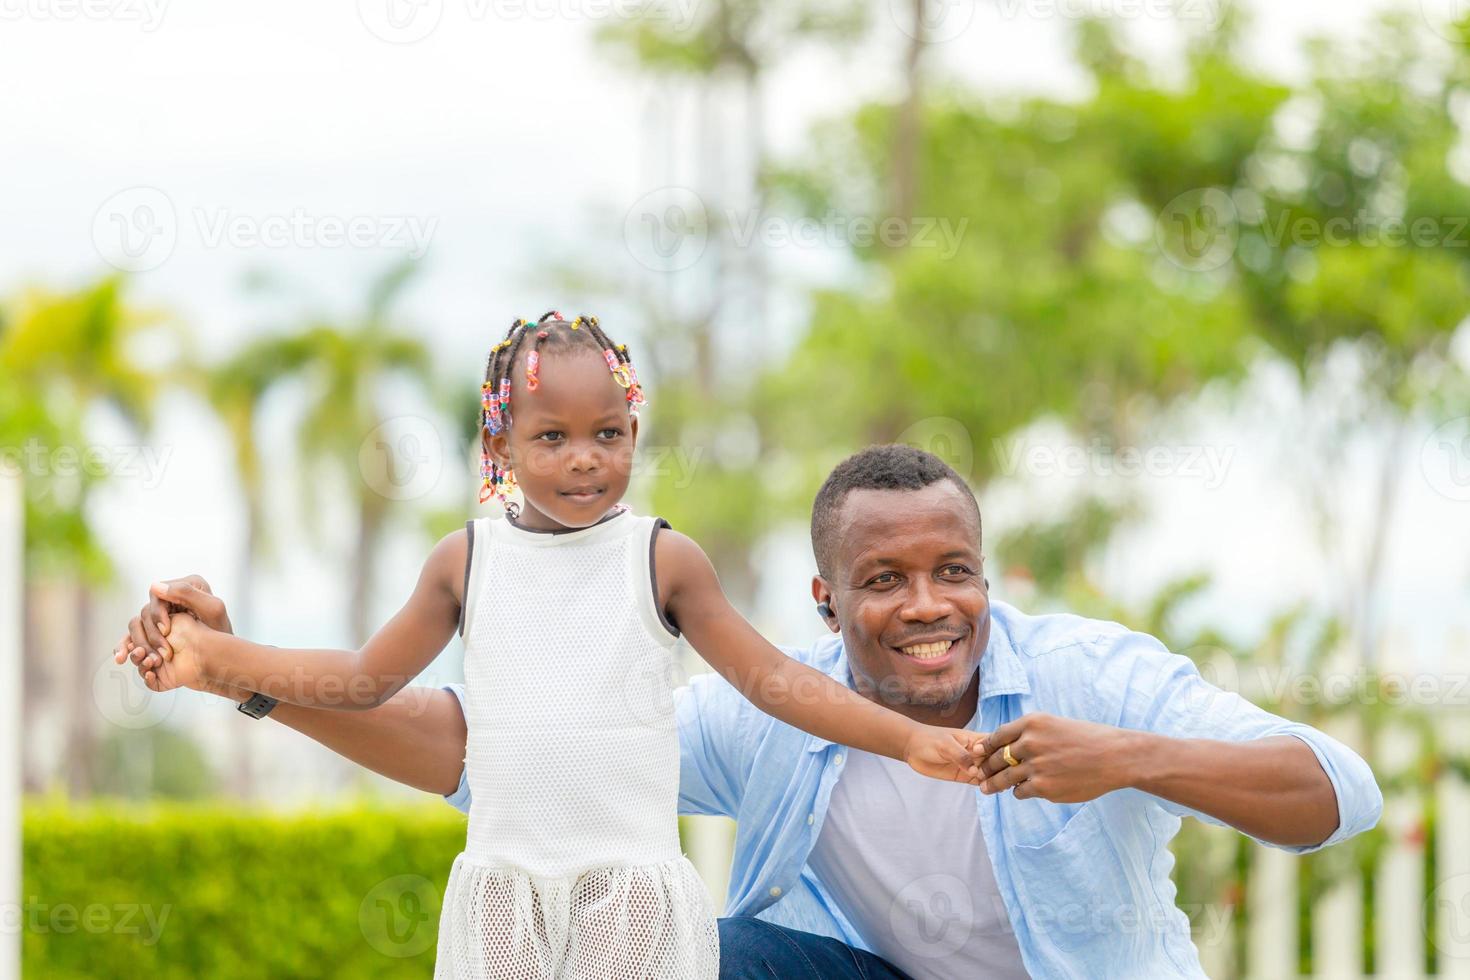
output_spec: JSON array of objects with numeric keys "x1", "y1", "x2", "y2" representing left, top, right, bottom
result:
[
  {"x1": 120, "y1": 576, "x2": 233, "y2": 671},
  {"x1": 904, "y1": 726, "x2": 985, "y2": 786},
  {"x1": 977, "y1": 713, "x2": 1136, "y2": 803}
]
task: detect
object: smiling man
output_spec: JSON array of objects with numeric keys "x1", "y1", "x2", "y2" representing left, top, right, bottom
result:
[{"x1": 120, "y1": 445, "x2": 1381, "y2": 979}]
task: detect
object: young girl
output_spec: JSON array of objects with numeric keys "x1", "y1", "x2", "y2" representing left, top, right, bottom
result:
[{"x1": 140, "y1": 312, "x2": 983, "y2": 978}]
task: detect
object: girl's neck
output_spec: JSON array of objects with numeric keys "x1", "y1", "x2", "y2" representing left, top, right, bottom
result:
[{"x1": 510, "y1": 502, "x2": 626, "y2": 533}]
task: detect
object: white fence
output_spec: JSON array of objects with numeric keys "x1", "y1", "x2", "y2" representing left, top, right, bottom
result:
[
  {"x1": 1189, "y1": 716, "x2": 1470, "y2": 980},
  {"x1": 1, "y1": 471, "x2": 22, "y2": 980}
]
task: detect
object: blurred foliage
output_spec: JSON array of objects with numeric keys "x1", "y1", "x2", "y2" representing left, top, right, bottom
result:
[
  {"x1": 0, "y1": 276, "x2": 167, "y2": 582},
  {"x1": 23, "y1": 804, "x2": 467, "y2": 979},
  {"x1": 21, "y1": 805, "x2": 703, "y2": 979}
]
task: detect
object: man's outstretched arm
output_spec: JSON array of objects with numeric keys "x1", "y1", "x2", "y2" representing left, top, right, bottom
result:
[
  {"x1": 121, "y1": 577, "x2": 468, "y2": 797},
  {"x1": 974, "y1": 629, "x2": 1381, "y2": 851}
]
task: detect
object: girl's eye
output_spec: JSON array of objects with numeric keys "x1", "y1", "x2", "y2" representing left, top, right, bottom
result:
[
  {"x1": 598, "y1": 428, "x2": 623, "y2": 440},
  {"x1": 536, "y1": 431, "x2": 564, "y2": 442}
]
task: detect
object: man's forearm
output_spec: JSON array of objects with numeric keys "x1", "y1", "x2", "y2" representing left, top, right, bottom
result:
[
  {"x1": 1128, "y1": 732, "x2": 1339, "y2": 847},
  {"x1": 246, "y1": 686, "x2": 468, "y2": 796}
]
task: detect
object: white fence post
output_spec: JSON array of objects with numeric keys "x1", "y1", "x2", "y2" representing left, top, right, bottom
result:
[
  {"x1": 1436, "y1": 708, "x2": 1470, "y2": 978},
  {"x1": 1312, "y1": 713, "x2": 1365, "y2": 979},
  {"x1": 1247, "y1": 843, "x2": 1297, "y2": 980},
  {"x1": 1377, "y1": 721, "x2": 1426, "y2": 979},
  {"x1": 0, "y1": 470, "x2": 22, "y2": 980}
]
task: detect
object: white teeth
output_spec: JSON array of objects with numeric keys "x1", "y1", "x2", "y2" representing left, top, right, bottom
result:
[{"x1": 900, "y1": 640, "x2": 953, "y2": 660}]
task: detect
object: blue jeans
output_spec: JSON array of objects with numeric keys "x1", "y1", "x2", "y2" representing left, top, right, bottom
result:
[{"x1": 717, "y1": 917, "x2": 914, "y2": 980}]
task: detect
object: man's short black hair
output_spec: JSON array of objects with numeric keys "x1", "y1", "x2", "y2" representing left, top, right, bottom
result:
[{"x1": 810, "y1": 444, "x2": 981, "y2": 579}]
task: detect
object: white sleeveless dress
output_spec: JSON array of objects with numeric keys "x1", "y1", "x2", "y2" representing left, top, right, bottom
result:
[{"x1": 436, "y1": 508, "x2": 720, "y2": 979}]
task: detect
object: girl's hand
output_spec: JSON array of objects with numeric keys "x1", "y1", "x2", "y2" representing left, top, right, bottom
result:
[
  {"x1": 903, "y1": 726, "x2": 985, "y2": 785},
  {"x1": 114, "y1": 612, "x2": 212, "y2": 693}
]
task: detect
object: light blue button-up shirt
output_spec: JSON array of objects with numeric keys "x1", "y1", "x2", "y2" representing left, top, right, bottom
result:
[{"x1": 445, "y1": 600, "x2": 1382, "y2": 978}]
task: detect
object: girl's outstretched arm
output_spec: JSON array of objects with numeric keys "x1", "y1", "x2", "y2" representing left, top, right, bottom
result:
[
  {"x1": 169, "y1": 530, "x2": 466, "y2": 710},
  {"x1": 658, "y1": 530, "x2": 981, "y2": 784}
]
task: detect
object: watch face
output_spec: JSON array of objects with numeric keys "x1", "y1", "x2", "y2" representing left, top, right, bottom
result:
[{"x1": 238, "y1": 694, "x2": 277, "y2": 718}]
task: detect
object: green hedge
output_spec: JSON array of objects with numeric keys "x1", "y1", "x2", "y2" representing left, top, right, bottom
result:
[{"x1": 22, "y1": 803, "x2": 470, "y2": 979}]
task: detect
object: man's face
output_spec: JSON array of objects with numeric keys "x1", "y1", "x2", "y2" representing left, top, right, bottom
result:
[{"x1": 813, "y1": 481, "x2": 990, "y2": 712}]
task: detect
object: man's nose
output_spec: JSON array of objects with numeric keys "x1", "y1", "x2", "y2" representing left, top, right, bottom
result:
[{"x1": 899, "y1": 578, "x2": 952, "y2": 622}]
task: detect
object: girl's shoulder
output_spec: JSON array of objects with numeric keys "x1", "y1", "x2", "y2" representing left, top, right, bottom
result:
[{"x1": 423, "y1": 524, "x2": 471, "y2": 605}]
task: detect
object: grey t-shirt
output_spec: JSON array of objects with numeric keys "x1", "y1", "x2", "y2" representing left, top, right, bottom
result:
[{"x1": 806, "y1": 747, "x2": 1030, "y2": 980}]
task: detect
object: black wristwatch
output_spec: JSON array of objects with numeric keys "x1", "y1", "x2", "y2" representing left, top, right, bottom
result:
[{"x1": 237, "y1": 693, "x2": 279, "y2": 719}]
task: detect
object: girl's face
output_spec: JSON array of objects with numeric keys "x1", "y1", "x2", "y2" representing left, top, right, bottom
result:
[{"x1": 484, "y1": 345, "x2": 638, "y2": 531}]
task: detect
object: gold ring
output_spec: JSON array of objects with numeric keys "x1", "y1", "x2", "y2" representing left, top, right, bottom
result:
[{"x1": 1003, "y1": 745, "x2": 1019, "y2": 768}]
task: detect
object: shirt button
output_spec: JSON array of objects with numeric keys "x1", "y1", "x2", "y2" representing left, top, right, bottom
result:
[
  {"x1": 769, "y1": 886, "x2": 782, "y2": 898},
  {"x1": 833, "y1": 754, "x2": 845, "y2": 766},
  {"x1": 807, "y1": 814, "x2": 815, "y2": 825}
]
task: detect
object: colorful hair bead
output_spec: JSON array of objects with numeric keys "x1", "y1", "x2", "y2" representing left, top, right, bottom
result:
[
  {"x1": 526, "y1": 350, "x2": 541, "y2": 391},
  {"x1": 602, "y1": 348, "x2": 633, "y2": 388}
]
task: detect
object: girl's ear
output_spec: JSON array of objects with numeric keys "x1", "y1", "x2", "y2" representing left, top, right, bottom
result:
[
  {"x1": 629, "y1": 415, "x2": 639, "y2": 446},
  {"x1": 486, "y1": 429, "x2": 512, "y2": 468}
]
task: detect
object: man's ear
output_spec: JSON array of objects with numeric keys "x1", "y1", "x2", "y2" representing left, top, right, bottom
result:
[{"x1": 811, "y1": 576, "x2": 840, "y2": 633}]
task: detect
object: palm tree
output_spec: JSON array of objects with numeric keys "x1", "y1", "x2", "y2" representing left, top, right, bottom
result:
[
  {"x1": 255, "y1": 261, "x2": 435, "y2": 646},
  {"x1": 0, "y1": 277, "x2": 164, "y2": 795}
]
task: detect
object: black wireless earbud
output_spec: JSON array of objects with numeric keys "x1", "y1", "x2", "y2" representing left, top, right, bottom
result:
[{"x1": 816, "y1": 601, "x2": 834, "y2": 620}]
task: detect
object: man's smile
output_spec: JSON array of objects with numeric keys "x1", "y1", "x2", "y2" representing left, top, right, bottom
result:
[{"x1": 890, "y1": 633, "x2": 968, "y2": 669}]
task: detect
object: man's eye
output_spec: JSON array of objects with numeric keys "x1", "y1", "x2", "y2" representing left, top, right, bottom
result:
[
  {"x1": 941, "y1": 564, "x2": 973, "y2": 577},
  {"x1": 869, "y1": 572, "x2": 899, "y2": 586}
]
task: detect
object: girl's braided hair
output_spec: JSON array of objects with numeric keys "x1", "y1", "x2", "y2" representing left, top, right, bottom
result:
[{"x1": 478, "y1": 310, "x2": 646, "y2": 514}]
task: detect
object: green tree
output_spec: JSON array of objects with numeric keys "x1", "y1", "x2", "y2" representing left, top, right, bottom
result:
[{"x1": 0, "y1": 277, "x2": 166, "y2": 795}]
